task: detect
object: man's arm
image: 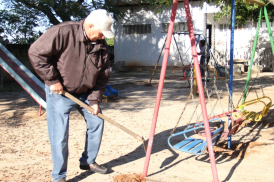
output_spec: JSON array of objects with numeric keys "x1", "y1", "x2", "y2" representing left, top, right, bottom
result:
[
  {"x1": 28, "y1": 27, "x2": 63, "y2": 88},
  {"x1": 88, "y1": 42, "x2": 110, "y2": 115}
]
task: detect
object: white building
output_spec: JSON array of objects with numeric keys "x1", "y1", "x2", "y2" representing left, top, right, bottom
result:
[{"x1": 113, "y1": 0, "x2": 274, "y2": 71}]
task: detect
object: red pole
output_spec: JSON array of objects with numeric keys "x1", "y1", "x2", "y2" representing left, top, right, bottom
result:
[
  {"x1": 142, "y1": 0, "x2": 179, "y2": 179},
  {"x1": 183, "y1": 0, "x2": 219, "y2": 181},
  {"x1": 38, "y1": 104, "x2": 42, "y2": 117}
]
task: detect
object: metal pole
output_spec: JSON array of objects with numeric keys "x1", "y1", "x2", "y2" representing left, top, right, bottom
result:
[
  {"x1": 228, "y1": 0, "x2": 236, "y2": 149},
  {"x1": 149, "y1": 36, "x2": 168, "y2": 83},
  {"x1": 264, "y1": 6, "x2": 274, "y2": 56},
  {"x1": 142, "y1": 0, "x2": 179, "y2": 178},
  {"x1": 184, "y1": 0, "x2": 219, "y2": 181},
  {"x1": 173, "y1": 35, "x2": 185, "y2": 66},
  {"x1": 173, "y1": 35, "x2": 191, "y2": 86}
]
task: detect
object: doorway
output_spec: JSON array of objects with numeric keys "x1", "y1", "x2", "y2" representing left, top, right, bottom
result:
[{"x1": 206, "y1": 24, "x2": 212, "y2": 48}]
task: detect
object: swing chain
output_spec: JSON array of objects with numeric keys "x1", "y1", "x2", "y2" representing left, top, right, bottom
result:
[
  {"x1": 254, "y1": 62, "x2": 260, "y2": 98},
  {"x1": 171, "y1": 53, "x2": 196, "y2": 135},
  {"x1": 236, "y1": 8, "x2": 266, "y2": 106},
  {"x1": 171, "y1": 58, "x2": 196, "y2": 135},
  {"x1": 170, "y1": 93, "x2": 192, "y2": 135},
  {"x1": 236, "y1": 76, "x2": 256, "y2": 107},
  {"x1": 189, "y1": 102, "x2": 200, "y2": 125}
]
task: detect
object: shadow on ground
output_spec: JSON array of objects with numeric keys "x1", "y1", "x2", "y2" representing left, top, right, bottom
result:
[{"x1": 68, "y1": 107, "x2": 274, "y2": 181}]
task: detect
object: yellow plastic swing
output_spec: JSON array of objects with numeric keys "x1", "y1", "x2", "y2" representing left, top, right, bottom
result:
[{"x1": 235, "y1": 96, "x2": 272, "y2": 122}]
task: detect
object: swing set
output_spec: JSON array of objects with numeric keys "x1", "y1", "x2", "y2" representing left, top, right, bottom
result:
[
  {"x1": 235, "y1": 4, "x2": 274, "y2": 122},
  {"x1": 142, "y1": 0, "x2": 273, "y2": 181}
]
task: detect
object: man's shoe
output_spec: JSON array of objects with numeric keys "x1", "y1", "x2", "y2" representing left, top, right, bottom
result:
[
  {"x1": 55, "y1": 178, "x2": 66, "y2": 182},
  {"x1": 80, "y1": 162, "x2": 107, "y2": 174}
]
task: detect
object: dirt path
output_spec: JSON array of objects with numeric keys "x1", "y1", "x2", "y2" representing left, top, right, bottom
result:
[{"x1": 0, "y1": 70, "x2": 274, "y2": 182}]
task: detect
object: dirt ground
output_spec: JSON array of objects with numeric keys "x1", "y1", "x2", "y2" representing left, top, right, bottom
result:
[{"x1": 1, "y1": 69, "x2": 274, "y2": 182}]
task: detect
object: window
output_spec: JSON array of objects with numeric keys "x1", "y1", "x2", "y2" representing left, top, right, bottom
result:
[
  {"x1": 219, "y1": 24, "x2": 229, "y2": 31},
  {"x1": 161, "y1": 22, "x2": 188, "y2": 33},
  {"x1": 123, "y1": 24, "x2": 151, "y2": 34}
]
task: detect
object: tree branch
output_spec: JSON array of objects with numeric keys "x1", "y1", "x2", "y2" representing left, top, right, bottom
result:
[{"x1": 16, "y1": 0, "x2": 61, "y2": 25}]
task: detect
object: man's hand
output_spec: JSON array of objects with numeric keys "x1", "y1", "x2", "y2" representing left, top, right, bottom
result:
[
  {"x1": 90, "y1": 104, "x2": 100, "y2": 116},
  {"x1": 50, "y1": 82, "x2": 64, "y2": 94}
]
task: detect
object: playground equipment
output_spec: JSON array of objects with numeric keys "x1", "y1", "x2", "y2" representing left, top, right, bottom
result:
[
  {"x1": 149, "y1": 34, "x2": 186, "y2": 84},
  {"x1": 0, "y1": 43, "x2": 119, "y2": 111},
  {"x1": 168, "y1": 118, "x2": 224, "y2": 155},
  {"x1": 0, "y1": 43, "x2": 46, "y2": 116},
  {"x1": 172, "y1": 63, "x2": 225, "y2": 80},
  {"x1": 142, "y1": 0, "x2": 220, "y2": 181},
  {"x1": 167, "y1": 24, "x2": 241, "y2": 154},
  {"x1": 235, "y1": 5, "x2": 273, "y2": 122},
  {"x1": 0, "y1": 44, "x2": 147, "y2": 153},
  {"x1": 143, "y1": 0, "x2": 269, "y2": 181},
  {"x1": 103, "y1": 84, "x2": 118, "y2": 98},
  {"x1": 236, "y1": 96, "x2": 272, "y2": 121},
  {"x1": 167, "y1": 43, "x2": 243, "y2": 156}
]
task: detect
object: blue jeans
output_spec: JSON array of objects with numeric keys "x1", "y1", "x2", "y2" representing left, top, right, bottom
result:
[{"x1": 45, "y1": 85, "x2": 104, "y2": 181}]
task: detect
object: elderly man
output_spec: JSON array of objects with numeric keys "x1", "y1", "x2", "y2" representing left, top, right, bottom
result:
[{"x1": 28, "y1": 9, "x2": 114, "y2": 182}]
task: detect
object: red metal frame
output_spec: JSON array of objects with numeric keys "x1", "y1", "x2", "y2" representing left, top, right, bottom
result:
[
  {"x1": 197, "y1": 110, "x2": 243, "y2": 139},
  {"x1": 141, "y1": 0, "x2": 179, "y2": 178},
  {"x1": 142, "y1": 0, "x2": 219, "y2": 181}
]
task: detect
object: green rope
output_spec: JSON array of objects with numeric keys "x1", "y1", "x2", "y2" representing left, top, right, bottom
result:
[
  {"x1": 242, "y1": 7, "x2": 263, "y2": 104},
  {"x1": 264, "y1": 6, "x2": 274, "y2": 56}
]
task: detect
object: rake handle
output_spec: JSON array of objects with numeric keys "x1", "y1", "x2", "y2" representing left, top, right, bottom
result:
[{"x1": 63, "y1": 91, "x2": 147, "y2": 153}]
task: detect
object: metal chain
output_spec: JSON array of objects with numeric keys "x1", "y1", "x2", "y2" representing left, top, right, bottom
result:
[
  {"x1": 214, "y1": 85, "x2": 225, "y2": 112},
  {"x1": 202, "y1": 3, "x2": 215, "y2": 117},
  {"x1": 236, "y1": 7, "x2": 255, "y2": 106},
  {"x1": 170, "y1": 62, "x2": 196, "y2": 135},
  {"x1": 214, "y1": 8, "x2": 216, "y2": 63},
  {"x1": 255, "y1": 25, "x2": 265, "y2": 96},
  {"x1": 171, "y1": 27, "x2": 196, "y2": 135},
  {"x1": 236, "y1": 76, "x2": 257, "y2": 107},
  {"x1": 170, "y1": 94, "x2": 192, "y2": 135},
  {"x1": 189, "y1": 102, "x2": 200, "y2": 125},
  {"x1": 204, "y1": 3, "x2": 209, "y2": 85},
  {"x1": 204, "y1": 6, "x2": 225, "y2": 116},
  {"x1": 190, "y1": 64, "x2": 199, "y2": 122},
  {"x1": 189, "y1": 0, "x2": 199, "y2": 122},
  {"x1": 236, "y1": 7, "x2": 265, "y2": 106},
  {"x1": 254, "y1": 15, "x2": 261, "y2": 98}
]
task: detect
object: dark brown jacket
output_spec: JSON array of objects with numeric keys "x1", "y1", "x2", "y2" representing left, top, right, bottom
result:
[{"x1": 28, "y1": 20, "x2": 110, "y2": 105}]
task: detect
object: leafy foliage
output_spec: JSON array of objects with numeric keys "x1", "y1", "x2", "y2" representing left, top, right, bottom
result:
[
  {"x1": 0, "y1": 6, "x2": 41, "y2": 44},
  {"x1": 105, "y1": 38, "x2": 114, "y2": 46},
  {"x1": 208, "y1": 0, "x2": 274, "y2": 26},
  {"x1": 142, "y1": 0, "x2": 174, "y2": 14},
  {"x1": 1, "y1": 0, "x2": 274, "y2": 44},
  {"x1": 2, "y1": 0, "x2": 124, "y2": 25},
  {"x1": 0, "y1": 0, "x2": 123, "y2": 44}
]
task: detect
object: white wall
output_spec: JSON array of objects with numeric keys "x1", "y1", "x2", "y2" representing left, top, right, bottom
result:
[
  {"x1": 114, "y1": 2, "x2": 218, "y2": 67},
  {"x1": 114, "y1": 2, "x2": 274, "y2": 69},
  {"x1": 212, "y1": 18, "x2": 274, "y2": 69}
]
